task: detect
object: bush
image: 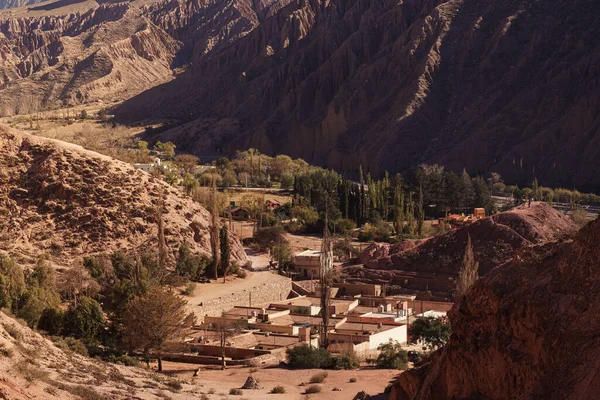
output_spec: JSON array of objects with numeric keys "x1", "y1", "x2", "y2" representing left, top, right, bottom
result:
[
  {"x1": 305, "y1": 385, "x2": 322, "y2": 394},
  {"x1": 165, "y1": 379, "x2": 183, "y2": 391},
  {"x1": 237, "y1": 270, "x2": 247, "y2": 279},
  {"x1": 571, "y1": 209, "x2": 589, "y2": 227},
  {"x1": 309, "y1": 371, "x2": 328, "y2": 383},
  {"x1": 332, "y1": 353, "x2": 359, "y2": 370},
  {"x1": 181, "y1": 282, "x2": 196, "y2": 296},
  {"x1": 229, "y1": 388, "x2": 243, "y2": 395},
  {"x1": 286, "y1": 345, "x2": 332, "y2": 369},
  {"x1": 376, "y1": 340, "x2": 408, "y2": 369},
  {"x1": 50, "y1": 336, "x2": 89, "y2": 357},
  {"x1": 270, "y1": 385, "x2": 286, "y2": 394},
  {"x1": 349, "y1": 377, "x2": 357, "y2": 383},
  {"x1": 334, "y1": 218, "x2": 357, "y2": 236}
]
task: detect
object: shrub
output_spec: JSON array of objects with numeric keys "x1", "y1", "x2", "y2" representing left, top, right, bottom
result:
[
  {"x1": 229, "y1": 388, "x2": 243, "y2": 395},
  {"x1": 571, "y1": 209, "x2": 589, "y2": 227},
  {"x1": 376, "y1": 340, "x2": 408, "y2": 369},
  {"x1": 237, "y1": 270, "x2": 247, "y2": 279},
  {"x1": 270, "y1": 385, "x2": 286, "y2": 394},
  {"x1": 181, "y1": 282, "x2": 196, "y2": 296},
  {"x1": 0, "y1": 343, "x2": 13, "y2": 357},
  {"x1": 4, "y1": 324, "x2": 22, "y2": 340},
  {"x1": 37, "y1": 308, "x2": 65, "y2": 335},
  {"x1": 349, "y1": 377, "x2": 357, "y2": 383},
  {"x1": 309, "y1": 371, "x2": 328, "y2": 383},
  {"x1": 305, "y1": 385, "x2": 322, "y2": 394},
  {"x1": 207, "y1": 388, "x2": 216, "y2": 394},
  {"x1": 332, "y1": 353, "x2": 359, "y2": 370},
  {"x1": 286, "y1": 345, "x2": 332, "y2": 369},
  {"x1": 334, "y1": 218, "x2": 357, "y2": 236},
  {"x1": 165, "y1": 379, "x2": 183, "y2": 391}
]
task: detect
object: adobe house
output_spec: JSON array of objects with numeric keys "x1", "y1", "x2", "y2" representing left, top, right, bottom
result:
[{"x1": 291, "y1": 250, "x2": 321, "y2": 279}]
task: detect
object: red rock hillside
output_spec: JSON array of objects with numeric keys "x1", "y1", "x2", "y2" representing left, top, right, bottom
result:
[
  {"x1": 0, "y1": 125, "x2": 247, "y2": 268},
  {"x1": 344, "y1": 203, "x2": 577, "y2": 298},
  {"x1": 391, "y1": 215, "x2": 600, "y2": 400}
]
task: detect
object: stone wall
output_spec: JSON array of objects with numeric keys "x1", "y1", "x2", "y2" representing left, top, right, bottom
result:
[{"x1": 196, "y1": 278, "x2": 292, "y2": 320}]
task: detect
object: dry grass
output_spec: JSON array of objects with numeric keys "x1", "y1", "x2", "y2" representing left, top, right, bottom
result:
[
  {"x1": 309, "y1": 371, "x2": 328, "y2": 383},
  {"x1": 305, "y1": 385, "x2": 322, "y2": 394}
]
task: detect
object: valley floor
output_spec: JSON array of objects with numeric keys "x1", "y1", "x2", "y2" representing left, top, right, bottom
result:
[{"x1": 152, "y1": 361, "x2": 396, "y2": 399}]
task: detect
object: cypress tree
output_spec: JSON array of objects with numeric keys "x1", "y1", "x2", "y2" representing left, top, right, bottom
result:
[{"x1": 220, "y1": 225, "x2": 230, "y2": 283}]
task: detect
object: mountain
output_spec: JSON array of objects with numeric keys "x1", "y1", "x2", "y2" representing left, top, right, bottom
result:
[
  {"x1": 115, "y1": 0, "x2": 600, "y2": 191},
  {"x1": 391, "y1": 215, "x2": 600, "y2": 400},
  {"x1": 0, "y1": 125, "x2": 247, "y2": 269},
  {"x1": 0, "y1": 0, "x2": 43, "y2": 9},
  {"x1": 2, "y1": 0, "x2": 600, "y2": 190},
  {"x1": 0, "y1": 0, "x2": 293, "y2": 115},
  {"x1": 344, "y1": 202, "x2": 577, "y2": 298}
]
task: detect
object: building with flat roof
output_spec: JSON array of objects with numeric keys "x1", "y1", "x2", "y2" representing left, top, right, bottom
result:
[{"x1": 292, "y1": 250, "x2": 321, "y2": 279}]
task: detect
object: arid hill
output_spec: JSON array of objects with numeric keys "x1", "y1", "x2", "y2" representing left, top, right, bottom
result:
[
  {"x1": 116, "y1": 0, "x2": 600, "y2": 191},
  {"x1": 0, "y1": 125, "x2": 247, "y2": 268},
  {"x1": 391, "y1": 215, "x2": 600, "y2": 400},
  {"x1": 0, "y1": 310, "x2": 205, "y2": 399},
  {"x1": 344, "y1": 203, "x2": 577, "y2": 298}
]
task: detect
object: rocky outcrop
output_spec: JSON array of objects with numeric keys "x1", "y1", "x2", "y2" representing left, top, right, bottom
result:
[
  {"x1": 391, "y1": 215, "x2": 600, "y2": 400},
  {"x1": 344, "y1": 203, "x2": 577, "y2": 298},
  {"x1": 0, "y1": 125, "x2": 247, "y2": 268},
  {"x1": 117, "y1": 0, "x2": 600, "y2": 191}
]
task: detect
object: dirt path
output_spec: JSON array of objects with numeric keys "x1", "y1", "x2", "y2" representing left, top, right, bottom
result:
[{"x1": 157, "y1": 361, "x2": 396, "y2": 399}]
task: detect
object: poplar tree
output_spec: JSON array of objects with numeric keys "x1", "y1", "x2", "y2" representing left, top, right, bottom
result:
[{"x1": 456, "y1": 234, "x2": 479, "y2": 298}]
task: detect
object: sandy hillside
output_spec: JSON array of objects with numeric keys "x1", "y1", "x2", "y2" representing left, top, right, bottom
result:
[
  {"x1": 0, "y1": 311, "x2": 209, "y2": 399},
  {"x1": 0, "y1": 125, "x2": 246, "y2": 269}
]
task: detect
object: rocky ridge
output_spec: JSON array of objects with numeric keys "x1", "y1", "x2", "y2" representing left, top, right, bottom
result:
[
  {"x1": 345, "y1": 203, "x2": 577, "y2": 298},
  {"x1": 391, "y1": 215, "x2": 600, "y2": 400},
  {"x1": 0, "y1": 125, "x2": 247, "y2": 269}
]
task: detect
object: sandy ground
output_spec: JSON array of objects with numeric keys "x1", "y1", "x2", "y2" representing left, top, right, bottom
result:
[{"x1": 155, "y1": 361, "x2": 396, "y2": 399}]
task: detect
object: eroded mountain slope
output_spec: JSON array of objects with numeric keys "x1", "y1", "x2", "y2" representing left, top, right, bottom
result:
[{"x1": 117, "y1": 0, "x2": 600, "y2": 191}]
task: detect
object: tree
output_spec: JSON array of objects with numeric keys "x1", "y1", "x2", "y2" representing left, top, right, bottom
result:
[
  {"x1": 393, "y1": 175, "x2": 405, "y2": 235},
  {"x1": 461, "y1": 169, "x2": 475, "y2": 209},
  {"x1": 455, "y1": 234, "x2": 479, "y2": 298},
  {"x1": 174, "y1": 154, "x2": 200, "y2": 173},
  {"x1": 286, "y1": 344, "x2": 332, "y2": 369},
  {"x1": 416, "y1": 185, "x2": 425, "y2": 237},
  {"x1": 209, "y1": 183, "x2": 221, "y2": 280},
  {"x1": 62, "y1": 296, "x2": 105, "y2": 345},
  {"x1": 319, "y1": 214, "x2": 334, "y2": 348},
  {"x1": 176, "y1": 243, "x2": 206, "y2": 279},
  {"x1": 182, "y1": 173, "x2": 199, "y2": 194},
  {"x1": 121, "y1": 288, "x2": 196, "y2": 372},
  {"x1": 220, "y1": 225, "x2": 231, "y2": 283},
  {"x1": 409, "y1": 317, "x2": 451, "y2": 349},
  {"x1": 0, "y1": 254, "x2": 25, "y2": 310},
  {"x1": 376, "y1": 340, "x2": 408, "y2": 369},
  {"x1": 254, "y1": 226, "x2": 288, "y2": 251},
  {"x1": 156, "y1": 192, "x2": 168, "y2": 284},
  {"x1": 154, "y1": 141, "x2": 176, "y2": 160},
  {"x1": 205, "y1": 317, "x2": 245, "y2": 369}
]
